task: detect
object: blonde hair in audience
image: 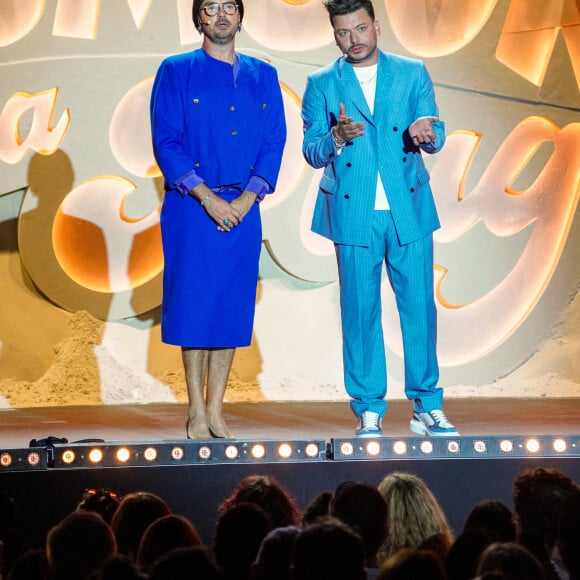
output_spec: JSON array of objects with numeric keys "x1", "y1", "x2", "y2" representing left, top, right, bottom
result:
[{"x1": 377, "y1": 471, "x2": 453, "y2": 564}]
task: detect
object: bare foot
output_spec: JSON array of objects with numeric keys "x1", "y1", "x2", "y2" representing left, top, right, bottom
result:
[
  {"x1": 186, "y1": 417, "x2": 211, "y2": 439},
  {"x1": 207, "y1": 415, "x2": 232, "y2": 438}
]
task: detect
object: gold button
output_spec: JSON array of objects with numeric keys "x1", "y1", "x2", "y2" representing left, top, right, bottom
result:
[
  {"x1": 194, "y1": 162, "x2": 200, "y2": 168},
  {"x1": 262, "y1": 103, "x2": 267, "y2": 109},
  {"x1": 193, "y1": 98, "x2": 199, "y2": 104},
  {"x1": 229, "y1": 105, "x2": 235, "y2": 111},
  {"x1": 231, "y1": 130, "x2": 238, "y2": 136}
]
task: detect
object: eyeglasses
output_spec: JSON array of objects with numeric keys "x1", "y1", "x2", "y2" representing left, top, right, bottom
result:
[{"x1": 201, "y1": 2, "x2": 239, "y2": 16}]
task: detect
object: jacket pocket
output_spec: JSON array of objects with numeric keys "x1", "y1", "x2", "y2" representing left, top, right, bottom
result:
[
  {"x1": 319, "y1": 173, "x2": 336, "y2": 194},
  {"x1": 416, "y1": 168, "x2": 431, "y2": 187}
]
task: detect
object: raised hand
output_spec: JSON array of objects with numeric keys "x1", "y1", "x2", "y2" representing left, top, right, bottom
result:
[
  {"x1": 409, "y1": 116, "x2": 439, "y2": 146},
  {"x1": 333, "y1": 102, "x2": 365, "y2": 143}
]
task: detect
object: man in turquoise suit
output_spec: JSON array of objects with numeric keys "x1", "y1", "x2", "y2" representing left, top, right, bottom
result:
[
  {"x1": 302, "y1": 0, "x2": 458, "y2": 437},
  {"x1": 151, "y1": 0, "x2": 286, "y2": 439}
]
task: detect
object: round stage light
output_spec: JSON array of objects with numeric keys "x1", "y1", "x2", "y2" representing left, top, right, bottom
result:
[
  {"x1": 420, "y1": 441, "x2": 434, "y2": 454},
  {"x1": 339, "y1": 442, "x2": 354, "y2": 456},
  {"x1": 171, "y1": 446, "x2": 185, "y2": 461},
  {"x1": 88, "y1": 448, "x2": 104, "y2": 464},
  {"x1": 447, "y1": 441, "x2": 460, "y2": 454},
  {"x1": 61, "y1": 450, "x2": 76, "y2": 464},
  {"x1": 366, "y1": 441, "x2": 381, "y2": 456},
  {"x1": 525, "y1": 438, "x2": 540, "y2": 453},
  {"x1": 393, "y1": 441, "x2": 407, "y2": 455},
  {"x1": 115, "y1": 447, "x2": 131, "y2": 463},
  {"x1": 251, "y1": 444, "x2": 266, "y2": 460},
  {"x1": 552, "y1": 438, "x2": 567, "y2": 453},
  {"x1": 198, "y1": 445, "x2": 212, "y2": 460},
  {"x1": 305, "y1": 443, "x2": 320, "y2": 458},
  {"x1": 225, "y1": 445, "x2": 239, "y2": 460},
  {"x1": 278, "y1": 443, "x2": 293, "y2": 459},
  {"x1": 143, "y1": 447, "x2": 157, "y2": 462},
  {"x1": 0, "y1": 453, "x2": 13, "y2": 468},
  {"x1": 473, "y1": 440, "x2": 487, "y2": 454},
  {"x1": 27, "y1": 452, "x2": 41, "y2": 466},
  {"x1": 499, "y1": 440, "x2": 514, "y2": 453}
]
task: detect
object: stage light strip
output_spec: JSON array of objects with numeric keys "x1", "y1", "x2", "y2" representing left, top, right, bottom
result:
[
  {"x1": 49, "y1": 439, "x2": 327, "y2": 469},
  {"x1": 0, "y1": 448, "x2": 48, "y2": 472},
  {"x1": 330, "y1": 435, "x2": 580, "y2": 461},
  {"x1": 3, "y1": 435, "x2": 578, "y2": 471}
]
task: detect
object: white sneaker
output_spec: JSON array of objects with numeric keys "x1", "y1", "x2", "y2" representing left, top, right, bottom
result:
[
  {"x1": 410, "y1": 409, "x2": 459, "y2": 437},
  {"x1": 355, "y1": 411, "x2": 382, "y2": 437}
]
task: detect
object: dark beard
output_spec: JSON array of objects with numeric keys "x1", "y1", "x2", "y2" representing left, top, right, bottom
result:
[{"x1": 206, "y1": 25, "x2": 237, "y2": 45}]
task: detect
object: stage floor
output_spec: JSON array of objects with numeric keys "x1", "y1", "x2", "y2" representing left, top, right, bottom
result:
[{"x1": 1, "y1": 397, "x2": 579, "y2": 449}]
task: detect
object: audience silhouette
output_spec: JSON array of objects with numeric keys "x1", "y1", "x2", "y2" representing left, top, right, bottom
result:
[
  {"x1": 376, "y1": 471, "x2": 453, "y2": 565},
  {"x1": 513, "y1": 467, "x2": 578, "y2": 580},
  {"x1": 329, "y1": 480, "x2": 388, "y2": 576},
  {"x1": 0, "y1": 464, "x2": 578, "y2": 580},
  {"x1": 476, "y1": 542, "x2": 547, "y2": 580},
  {"x1": 377, "y1": 547, "x2": 447, "y2": 580},
  {"x1": 213, "y1": 502, "x2": 271, "y2": 580},
  {"x1": 250, "y1": 524, "x2": 300, "y2": 580},
  {"x1": 218, "y1": 475, "x2": 301, "y2": 529},
  {"x1": 136, "y1": 514, "x2": 202, "y2": 575},
  {"x1": 46, "y1": 511, "x2": 116, "y2": 580},
  {"x1": 77, "y1": 488, "x2": 121, "y2": 525},
  {"x1": 292, "y1": 516, "x2": 366, "y2": 580},
  {"x1": 148, "y1": 546, "x2": 222, "y2": 580},
  {"x1": 463, "y1": 500, "x2": 516, "y2": 543},
  {"x1": 110, "y1": 492, "x2": 171, "y2": 563}
]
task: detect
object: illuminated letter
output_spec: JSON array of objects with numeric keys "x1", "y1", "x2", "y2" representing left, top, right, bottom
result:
[
  {"x1": 496, "y1": 0, "x2": 580, "y2": 89},
  {"x1": 0, "y1": 89, "x2": 70, "y2": 164},
  {"x1": 51, "y1": 0, "x2": 197, "y2": 43},
  {"x1": 0, "y1": 0, "x2": 45, "y2": 47},
  {"x1": 53, "y1": 0, "x2": 100, "y2": 39},
  {"x1": 385, "y1": 0, "x2": 498, "y2": 57},
  {"x1": 382, "y1": 118, "x2": 580, "y2": 366}
]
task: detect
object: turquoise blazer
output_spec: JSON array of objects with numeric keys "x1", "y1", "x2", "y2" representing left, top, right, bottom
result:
[{"x1": 302, "y1": 50, "x2": 445, "y2": 247}]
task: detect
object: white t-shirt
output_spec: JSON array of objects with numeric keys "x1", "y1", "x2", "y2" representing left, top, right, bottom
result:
[{"x1": 353, "y1": 63, "x2": 389, "y2": 210}]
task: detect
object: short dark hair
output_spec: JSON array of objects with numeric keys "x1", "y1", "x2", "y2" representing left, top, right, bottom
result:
[
  {"x1": 323, "y1": 0, "x2": 375, "y2": 25},
  {"x1": 513, "y1": 467, "x2": 578, "y2": 549},
  {"x1": 293, "y1": 517, "x2": 365, "y2": 580},
  {"x1": 191, "y1": 0, "x2": 244, "y2": 31},
  {"x1": 330, "y1": 481, "x2": 387, "y2": 560}
]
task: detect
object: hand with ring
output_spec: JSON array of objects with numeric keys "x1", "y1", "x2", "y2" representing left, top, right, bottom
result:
[{"x1": 214, "y1": 206, "x2": 240, "y2": 232}]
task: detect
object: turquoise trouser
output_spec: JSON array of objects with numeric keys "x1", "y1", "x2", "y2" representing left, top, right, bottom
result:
[{"x1": 335, "y1": 210, "x2": 443, "y2": 419}]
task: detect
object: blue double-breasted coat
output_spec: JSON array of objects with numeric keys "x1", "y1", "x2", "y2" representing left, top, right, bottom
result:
[{"x1": 151, "y1": 49, "x2": 286, "y2": 347}]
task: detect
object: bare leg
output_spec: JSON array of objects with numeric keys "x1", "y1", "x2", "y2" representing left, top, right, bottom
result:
[
  {"x1": 206, "y1": 348, "x2": 235, "y2": 438},
  {"x1": 182, "y1": 347, "x2": 211, "y2": 438}
]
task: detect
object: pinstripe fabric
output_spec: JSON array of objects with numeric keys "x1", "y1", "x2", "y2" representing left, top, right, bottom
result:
[
  {"x1": 336, "y1": 212, "x2": 443, "y2": 416},
  {"x1": 302, "y1": 50, "x2": 444, "y2": 248},
  {"x1": 302, "y1": 49, "x2": 445, "y2": 418}
]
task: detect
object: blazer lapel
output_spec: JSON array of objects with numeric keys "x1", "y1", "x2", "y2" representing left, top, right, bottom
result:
[
  {"x1": 338, "y1": 58, "x2": 375, "y2": 126},
  {"x1": 374, "y1": 51, "x2": 396, "y2": 126}
]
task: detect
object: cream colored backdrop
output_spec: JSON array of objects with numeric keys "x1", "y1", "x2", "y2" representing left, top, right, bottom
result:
[{"x1": 1, "y1": 0, "x2": 579, "y2": 408}]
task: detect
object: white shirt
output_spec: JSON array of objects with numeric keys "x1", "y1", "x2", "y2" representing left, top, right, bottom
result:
[{"x1": 353, "y1": 64, "x2": 389, "y2": 210}]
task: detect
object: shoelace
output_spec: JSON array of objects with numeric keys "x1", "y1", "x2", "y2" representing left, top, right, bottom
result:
[
  {"x1": 361, "y1": 413, "x2": 380, "y2": 429},
  {"x1": 429, "y1": 410, "x2": 453, "y2": 427}
]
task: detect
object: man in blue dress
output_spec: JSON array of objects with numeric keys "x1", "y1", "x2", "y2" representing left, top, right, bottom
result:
[
  {"x1": 301, "y1": 0, "x2": 458, "y2": 437},
  {"x1": 151, "y1": 0, "x2": 286, "y2": 438}
]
